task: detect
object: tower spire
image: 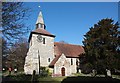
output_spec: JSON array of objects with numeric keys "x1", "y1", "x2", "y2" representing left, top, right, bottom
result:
[{"x1": 36, "y1": 11, "x2": 45, "y2": 29}]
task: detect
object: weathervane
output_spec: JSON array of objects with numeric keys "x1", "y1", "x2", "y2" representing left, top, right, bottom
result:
[{"x1": 38, "y1": 5, "x2": 42, "y2": 11}]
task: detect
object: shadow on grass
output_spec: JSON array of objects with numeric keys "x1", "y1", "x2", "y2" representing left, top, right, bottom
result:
[
  {"x1": 2, "y1": 75, "x2": 120, "y2": 83},
  {"x1": 61, "y1": 76, "x2": 120, "y2": 83},
  {"x1": 2, "y1": 74, "x2": 34, "y2": 83},
  {"x1": 2, "y1": 75, "x2": 60, "y2": 83}
]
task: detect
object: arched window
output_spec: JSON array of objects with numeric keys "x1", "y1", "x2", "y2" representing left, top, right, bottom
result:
[
  {"x1": 48, "y1": 58, "x2": 50, "y2": 62},
  {"x1": 43, "y1": 38, "x2": 45, "y2": 44},
  {"x1": 71, "y1": 58, "x2": 73, "y2": 65},
  {"x1": 38, "y1": 23, "x2": 41, "y2": 28}
]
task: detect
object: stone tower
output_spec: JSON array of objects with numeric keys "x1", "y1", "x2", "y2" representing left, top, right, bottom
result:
[{"x1": 24, "y1": 11, "x2": 55, "y2": 74}]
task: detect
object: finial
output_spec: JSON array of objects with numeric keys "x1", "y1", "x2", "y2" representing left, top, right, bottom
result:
[{"x1": 38, "y1": 5, "x2": 42, "y2": 11}]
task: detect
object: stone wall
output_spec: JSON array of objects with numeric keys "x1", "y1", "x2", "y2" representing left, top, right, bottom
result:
[
  {"x1": 54, "y1": 54, "x2": 77, "y2": 76},
  {"x1": 24, "y1": 33, "x2": 55, "y2": 74}
]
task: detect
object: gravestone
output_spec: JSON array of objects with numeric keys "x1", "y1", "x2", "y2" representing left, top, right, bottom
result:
[{"x1": 106, "y1": 69, "x2": 111, "y2": 77}]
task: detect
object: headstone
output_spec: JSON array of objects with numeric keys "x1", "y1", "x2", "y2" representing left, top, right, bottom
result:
[
  {"x1": 14, "y1": 68, "x2": 17, "y2": 73},
  {"x1": 91, "y1": 69, "x2": 97, "y2": 77},
  {"x1": 79, "y1": 69, "x2": 81, "y2": 73},
  {"x1": 106, "y1": 69, "x2": 111, "y2": 77}
]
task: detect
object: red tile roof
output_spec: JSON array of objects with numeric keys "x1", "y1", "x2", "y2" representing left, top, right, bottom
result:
[
  {"x1": 32, "y1": 28, "x2": 55, "y2": 37},
  {"x1": 54, "y1": 42, "x2": 85, "y2": 57},
  {"x1": 49, "y1": 42, "x2": 85, "y2": 67},
  {"x1": 28, "y1": 28, "x2": 55, "y2": 42}
]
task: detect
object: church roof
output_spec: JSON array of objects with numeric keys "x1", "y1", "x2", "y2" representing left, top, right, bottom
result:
[
  {"x1": 28, "y1": 28, "x2": 55, "y2": 42},
  {"x1": 32, "y1": 28, "x2": 55, "y2": 37},
  {"x1": 54, "y1": 42, "x2": 84, "y2": 57},
  {"x1": 49, "y1": 42, "x2": 85, "y2": 67}
]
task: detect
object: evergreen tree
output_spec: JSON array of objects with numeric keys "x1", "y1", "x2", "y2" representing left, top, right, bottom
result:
[{"x1": 83, "y1": 18, "x2": 120, "y2": 75}]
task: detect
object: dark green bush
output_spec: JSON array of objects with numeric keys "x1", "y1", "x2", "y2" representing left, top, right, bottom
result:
[{"x1": 40, "y1": 67, "x2": 50, "y2": 77}]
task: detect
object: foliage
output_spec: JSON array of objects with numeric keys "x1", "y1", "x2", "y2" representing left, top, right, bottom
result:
[
  {"x1": 2, "y1": 37, "x2": 9, "y2": 56},
  {"x1": 40, "y1": 67, "x2": 50, "y2": 77},
  {"x1": 82, "y1": 18, "x2": 120, "y2": 73},
  {"x1": 2, "y1": 2, "x2": 30, "y2": 44},
  {"x1": 3, "y1": 38, "x2": 28, "y2": 70},
  {"x1": 2, "y1": 37, "x2": 10, "y2": 68},
  {"x1": 81, "y1": 63, "x2": 93, "y2": 74}
]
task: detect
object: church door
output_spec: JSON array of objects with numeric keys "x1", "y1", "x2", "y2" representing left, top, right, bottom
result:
[{"x1": 61, "y1": 67, "x2": 65, "y2": 76}]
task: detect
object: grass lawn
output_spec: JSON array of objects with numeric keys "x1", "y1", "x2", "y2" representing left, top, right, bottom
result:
[
  {"x1": 2, "y1": 72, "x2": 120, "y2": 83},
  {"x1": 2, "y1": 73, "x2": 66, "y2": 83},
  {"x1": 38, "y1": 76, "x2": 66, "y2": 83}
]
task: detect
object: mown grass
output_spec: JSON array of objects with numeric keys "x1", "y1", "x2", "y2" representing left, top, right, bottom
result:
[
  {"x1": 2, "y1": 72, "x2": 120, "y2": 83},
  {"x1": 2, "y1": 74, "x2": 66, "y2": 83},
  {"x1": 38, "y1": 76, "x2": 66, "y2": 83},
  {"x1": 2, "y1": 74, "x2": 32, "y2": 83}
]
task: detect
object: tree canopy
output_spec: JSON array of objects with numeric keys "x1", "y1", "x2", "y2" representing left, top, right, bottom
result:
[
  {"x1": 1, "y1": 2, "x2": 30, "y2": 70},
  {"x1": 2, "y1": 38, "x2": 28, "y2": 70},
  {"x1": 2, "y1": 2, "x2": 30, "y2": 44},
  {"x1": 82, "y1": 18, "x2": 120, "y2": 73}
]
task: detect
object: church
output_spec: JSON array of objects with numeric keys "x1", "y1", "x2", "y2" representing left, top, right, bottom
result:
[{"x1": 24, "y1": 11, "x2": 85, "y2": 76}]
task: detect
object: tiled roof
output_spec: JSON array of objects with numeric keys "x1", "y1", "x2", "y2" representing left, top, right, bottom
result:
[
  {"x1": 49, "y1": 42, "x2": 85, "y2": 67},
  {"x1": 49, "y1": 54, "x2": 61, "y2": 67},
  {"x1": 28, "y1": 28, "x2": 55, "y2": 42},
  {"x1": 32, "y1": 28, "x2": 55, "y2": 37}
]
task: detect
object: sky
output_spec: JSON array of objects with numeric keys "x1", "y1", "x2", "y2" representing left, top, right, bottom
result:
[{"x1": 24, "y1": 2, "x2": 118, "y2": 45}]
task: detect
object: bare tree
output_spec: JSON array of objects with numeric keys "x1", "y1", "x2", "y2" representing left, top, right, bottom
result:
[
  {"x1": 2, "y1": 2, "x2": 30, "y2": 44},
  {"x1": 3, "y1": 38, "x2": 28, "y2": 70}
]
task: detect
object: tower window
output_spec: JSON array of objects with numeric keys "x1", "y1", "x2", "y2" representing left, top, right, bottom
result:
[
  {"x1": 43, "y1": 38, "x2": 45, "y2": 44},
  {"x1": 48, "y1": 58, "x2": 50, "y2": 62},
  {"x1": 38, "y1": 23, "x2": 41, "y2": 28},
  {"x1": 41, "y1": 24, "x2": 44, "y2": 28},
  {"x1": 71, "y1": 58, "x2": 73, "y2": 65}
]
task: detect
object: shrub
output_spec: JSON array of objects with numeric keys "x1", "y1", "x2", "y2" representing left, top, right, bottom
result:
[
  {"x1": 40, "y1": 67, "x2": 50, "y2": 77},
  {"x1": 81, "y1": 63, "x2": 93, "y2": 74}
]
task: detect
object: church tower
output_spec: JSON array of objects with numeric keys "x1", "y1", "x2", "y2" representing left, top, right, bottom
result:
[
  {"x1": 36, "y1": 11, "x2": 45, "y2": 29},
  {"x1": 24, "y1": 11, "x2": 55, "y2": 74}
]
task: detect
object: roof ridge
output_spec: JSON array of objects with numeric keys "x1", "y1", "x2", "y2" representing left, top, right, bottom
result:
[{"x1": 54, "y1": 42, "x2": 82, "y2": 47}]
